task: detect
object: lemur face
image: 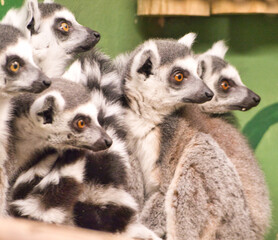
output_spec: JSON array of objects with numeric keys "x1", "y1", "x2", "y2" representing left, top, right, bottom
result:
[
  {"x1": 29, "y1": 79, "x2": 112, "y2": 152},
  {"x1": 197, "y1": 41, "x2": 260, "y2": 113},
  {"x1": 31, "y1": 3, "x2": 100, "y2": 55},
  {"x1": 123, "y1": 33, "x2": 213, "y2": 112},
  {"x1": 2, "y1": 0, "x2": 100, "y2": 78},
  {"x1": 0, "y1": 24, "x2": 50, "y2": 95}
]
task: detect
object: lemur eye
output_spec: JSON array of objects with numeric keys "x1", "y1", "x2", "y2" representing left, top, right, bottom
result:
[
  {"x1": 9, "y1": 61, "x2": 20, "y2": 73},
  {"x1": 174, "y1": 73, "x2": 184, "y2": 82},
  {"x1": 60, "y1": 22, "x2": 69, "y2": 32},
  {"x1": 77, "y1": 119, "x2": 86, "y2": 129},
  {"x1": 221, "y1": 80, "x2": 230, "y2": 91}
]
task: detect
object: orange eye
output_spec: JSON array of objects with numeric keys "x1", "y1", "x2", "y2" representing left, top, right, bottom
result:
[
  {"x1": 9, "y1": 61, "x2": 20, "y2": 73},
  {"x1": 221, "y1": 80, "x2": 230, "y2": 91},
  {"x1": 77, "y1": 119, "x2": 85, "y2": 129},
  {"x1": 60, "y1": 22, "x2": 69, "y2": 32},
  {"x1": 174, "y1": 73, "x2": 184, "y2": 82}
]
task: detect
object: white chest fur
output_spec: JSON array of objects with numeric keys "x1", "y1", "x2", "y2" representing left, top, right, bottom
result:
[
  {"x1": 125, "y1": 110, "x2": 161, "y2": 196},
  {"x1": 0, "y1": 97, "x2": 11, "y2": 165}
]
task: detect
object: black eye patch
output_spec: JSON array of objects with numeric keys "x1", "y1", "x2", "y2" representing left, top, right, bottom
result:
[
  {"x1": 4, "y1": 55, "x2": 25, "y2": 76},
  {"x1": 53, "y1": 18, "x2": 72, "y2": 40}
]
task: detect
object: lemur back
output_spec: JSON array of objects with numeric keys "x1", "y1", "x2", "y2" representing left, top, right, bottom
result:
[{"x1": 196, "y1": 41, "x2": 270, "y2": 237}]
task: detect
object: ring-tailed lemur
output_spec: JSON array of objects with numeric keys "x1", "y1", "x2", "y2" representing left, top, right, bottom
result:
[
  {"x1": 197, "y1": 41, "x2": 260, "y2": 125},
  {"x1": 7, "y1": 78, "x2": 160, "y2": 240},
  {"x1": 62, "y1": 49, "x2": 146, "y2": 211},
  {"x1": 2, "y1": 0, "x2": 100, "y2": 78},
  {"x1": 0, "y1": 23, "x2": 51, "y2": 216},
  {"x1": 117, "y1": 33, "x2": 270, "y2": 239}
]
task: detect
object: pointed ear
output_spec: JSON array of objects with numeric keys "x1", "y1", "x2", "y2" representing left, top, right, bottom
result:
[
  {"x1": 30, "y1": 93, "x2": 65, "y2": 125},
  {"x1": 178, "y1": 32, "x2": 197, "y2": 49},
  {"x1": 26, "y1": 0, "x2": 41, "y2": 35},
  {"x1": 205, "y1": 40, "x2": 228, "y2": 59},
  {"x1": 136, "y1": 50, "x2": 157, "y2": 78},
  {"x1": 36, "y1": 96, "x2": 57, "y2": 124}
]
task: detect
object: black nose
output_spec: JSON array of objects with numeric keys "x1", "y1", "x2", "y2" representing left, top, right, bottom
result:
[
  {"x1": 43, "y1": 79, "x2": 51, "y2": 87},
  {"x1": 253, "y1": 95, "x2": 261, "y2": 103},
  {"x1": 91, "y1": 130, "x2": 113, "y2": 152},
  {"x1": 105, "y1": 138, "x2": 113, "y2": 148},
  {"x1": 93, "y1": 31, "x2": 100, "y2": 40},
  {"x1": 205, "y1": 91, "x2": 214, "y2": 100}
]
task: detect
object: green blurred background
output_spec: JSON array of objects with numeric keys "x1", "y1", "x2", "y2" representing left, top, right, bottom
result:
[{"x1": 1, "y1": 0, "x2": 277, "y2": 239}]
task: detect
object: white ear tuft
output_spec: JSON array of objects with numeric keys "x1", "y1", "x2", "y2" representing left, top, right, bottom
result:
[
  {"x1": 205, "y1": 40, "x2": 228, "y2": 59},
  {"x1": 178, "y1": 32, "x2": 197, "y2": 48},
  {"x1": 43, "y1": 0, "x2": 54, "y2": 3}
]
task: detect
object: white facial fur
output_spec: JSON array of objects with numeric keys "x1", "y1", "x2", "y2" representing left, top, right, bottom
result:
[
  {"x1": 31, "y1": 9, "x2": 87, "y2": 77},
  {"x1": 198, "y1": 41, "x2": 260, "y2": 113},
  {"x1": 124, "y1": 38, "x2": 212, "y2": 122}
]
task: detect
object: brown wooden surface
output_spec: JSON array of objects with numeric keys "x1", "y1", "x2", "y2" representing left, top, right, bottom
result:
[
  {"x1": 137, "y1": 0, "x2": 210, "y2": 16},
  {"x1": 212, "y1": 0, "x2": 278, "y2": 14},
  {"x1": 0, "y1": 218, "x2": 130, "y2": 240}
]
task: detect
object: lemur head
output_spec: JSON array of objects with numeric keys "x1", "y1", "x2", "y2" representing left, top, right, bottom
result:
[
  {"x1": 122, "y1": 33, "x2": 214, "y2": 118},
  {"x1": 2, "y1": 0, "x2": 100, "y2": 78},
  {"x1": 14, "y1": 79, "x2": 112, "y2": 152},
  {"x1": 0, "y1": 24, "x2": 51, "y2": 96},
  {"x1": 197, "y1": 41, "x2": 260, "y2": 113}
]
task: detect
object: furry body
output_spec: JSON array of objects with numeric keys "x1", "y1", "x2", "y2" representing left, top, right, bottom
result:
[
  {"x1": 7, "y1": 60, "x2": 158, "y2": 239},
  {"x1": 0, "y1": 24, "x2": 50, "y2": 216},
  {"x1": 118, "y1": 35, "x2": 270, "y2": 239}
]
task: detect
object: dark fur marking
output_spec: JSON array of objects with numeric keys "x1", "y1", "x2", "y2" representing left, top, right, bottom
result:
[
  {"x1": 12, "y1": 175, "x2": 42, "y2": 200},
  {"x1": 35, "y1": 177, "x2": 82, "y2": 209},
  {"x1": 137, "y1": 57, "x2": 152, "y2": 78},
  {"x1": 211, "y1": 56, "x2": 228, "y2": 74},
  {"x1": 0, "y1": 24, "x2": 24, "y2": 52},
  {"x1": 27, "y1": 17, "x2": 36, "y2": 35},
  {"x1": 199, "y1": 60, "x2": 206, "y2": 80},
  {"x1": 73, "y1": 201, "x2": 135, "y2": 233},
  {"x1": 84, "y1": 152, "x2": 127, "y2": 186},
  {"x1": 101, "y1": 84, "x2": 121, "y2": 103},
  {"x1": 9, "y1": 148, "x2": 57, "y2": 187},
  {"x1": 38, "y1": 3, "x2": 63, "y2": 18},
  {"x1": 156, "y1": 39, "x2": 190, "y2": 66},
  {"x1": 81, "y1": 49, "x2": 116, "y2": 75},
  {"x1": 209, "y1": 112, "x2": 239, "y2": 128},
  {"x1": 87, "y1": 77, "x2": 101, "y2": 91},
  {"x1": 53, "y1": 149, "x2": 86, "y2": 169},
  {"x1": 97, "y1": 110, "x2": 127, "y2": 140},
  {"x1": 42, "y1": 79, "x2": 91, "y2": 111}
]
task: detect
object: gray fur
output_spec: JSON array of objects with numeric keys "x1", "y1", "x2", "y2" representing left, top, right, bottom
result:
[
  {"x1": 166, "y1": 133, "x2": 256, "y2": 240},
  {"x1": 120, "y1": 37, "x2": 270, "y2": 240},
  {"x1": 211, "y1": 56, "x2": 228, "y2": 74},
  {"x1": 0, "y1": 24, "x2": 23, "y2": 52},
  {"x1": 43, "y1": 79, "x2": 91, "y2": 110},
  {"x1": 38, "y1": 3, "x2": 63, "y2": 18},
  {"x1": 197, "y1": 41, "x2": 260, "y2": 114},
  {"x1": 156, "y1": 40, "x2": 190, "y2": 66}
]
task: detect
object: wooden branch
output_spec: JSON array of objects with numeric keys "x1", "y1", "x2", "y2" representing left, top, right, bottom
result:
[
  {"x1": 137, "y1": 0, "x2": 210, "y2": 16},
  {"x1": 0, "y1": 218, "x2": 130, "y2": 240},
  {"x1": 212, "y1": 0, "x2": 278, "y2": 14}
]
